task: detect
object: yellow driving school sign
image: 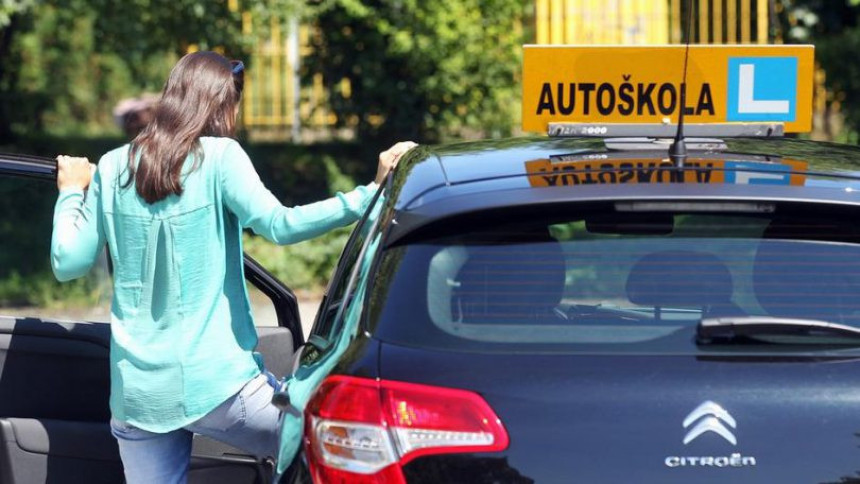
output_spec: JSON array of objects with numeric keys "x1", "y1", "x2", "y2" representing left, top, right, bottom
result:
[
  {"x1": 522, "y1": 45, "x2": 815, "y2": 133},
  {"x1": 524, "y1": 157, "x2": 808, "y2": 187}
]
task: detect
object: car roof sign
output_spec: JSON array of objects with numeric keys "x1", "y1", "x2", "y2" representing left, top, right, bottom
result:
[
  {"x1": 523, "y1": 156, "x2": 808, "y2": 187},
  {"x1": 547, "y1": 122, "x2": 784, "y2": 138},
  {"x1": 522, "y1": 45, "x2": 815, "y2": 134}
]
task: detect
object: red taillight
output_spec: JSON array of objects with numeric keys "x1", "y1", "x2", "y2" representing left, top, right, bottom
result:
[{"x1": 304, "y1": 376, "x2": 509, "y2": 483}]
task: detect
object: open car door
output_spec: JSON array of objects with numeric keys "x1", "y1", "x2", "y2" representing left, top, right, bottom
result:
[{"x1": 0, "y1": 154, "x2": 303, "y2": 484}]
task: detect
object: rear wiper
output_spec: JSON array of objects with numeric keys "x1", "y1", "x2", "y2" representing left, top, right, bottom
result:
[{"x1": 697, "y1": 317, "x2": 860, "y2": 344}]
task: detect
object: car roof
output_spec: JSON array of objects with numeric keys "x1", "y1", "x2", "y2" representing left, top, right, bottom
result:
[
  {"x1": 393, "y1": 136, "x2": 860, "y2": 209},
  {"x1": 385, "y1": 136, "x2": 860, "y2": 245}
]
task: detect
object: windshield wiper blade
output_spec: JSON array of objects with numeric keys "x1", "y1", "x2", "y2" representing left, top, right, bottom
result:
[{"x1": 697, "y1": 317, "x2": 860, "y2": 344}]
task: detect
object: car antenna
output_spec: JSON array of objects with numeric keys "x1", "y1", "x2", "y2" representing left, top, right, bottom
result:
[{"x1": 669, "y1": 0, "x2": 695, "y2": 168}]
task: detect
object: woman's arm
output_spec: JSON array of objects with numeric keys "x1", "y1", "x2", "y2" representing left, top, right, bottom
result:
[
  {"x1": 51, "y1": 156, "x2": 107, "y2": 281},
  {"x1": 220, "y1": 140, "x2": 415, "y2": 245}
]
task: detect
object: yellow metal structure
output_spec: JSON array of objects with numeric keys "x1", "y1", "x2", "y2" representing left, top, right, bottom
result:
[
  {"x1": 534, "y1": 0, "x2": 771, "y2": 45},
  {"x1": 535, "y1": 0, "x2": 671, "y2": 45},
  {"x1": 236, "y1": 6, "x2": 339, "y2": 133}
]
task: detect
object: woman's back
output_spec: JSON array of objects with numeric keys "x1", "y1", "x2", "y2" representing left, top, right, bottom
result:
[
  {"x1": 98, "y1": 136, "x2": 259, "y2": 432},
  {"x1": 55, "y1": 133, "x2": 379, "y2": 432}
]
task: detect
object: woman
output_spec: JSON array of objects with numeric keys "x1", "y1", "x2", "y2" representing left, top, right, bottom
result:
[{"x1": 51, "y1": 51, "x2": 415, "y2": 483}]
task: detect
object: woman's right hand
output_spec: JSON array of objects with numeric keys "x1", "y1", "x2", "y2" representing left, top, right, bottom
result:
[{"x1": 375, "y1": 141, "x2": 418, "y2": 184}]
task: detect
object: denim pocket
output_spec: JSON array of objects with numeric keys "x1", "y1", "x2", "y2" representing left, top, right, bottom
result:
[{"x1": 238, "y1": 374, "x2": 275, "y2": 418}]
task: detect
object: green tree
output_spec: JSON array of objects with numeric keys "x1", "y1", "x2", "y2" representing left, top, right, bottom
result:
[
  {"x1": 0, "y1": 0, "x2": 300, "y2": 140},
  {"x1": 9, "y1": 4, "x2": 158, "y2": 136},
  {"x1": 306, "y1": 0, "x2": 527, "y2": 143}
]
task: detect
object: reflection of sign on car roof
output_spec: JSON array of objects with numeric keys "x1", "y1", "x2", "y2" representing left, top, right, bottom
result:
[
  {"x1": 524, "y1": 157, "x2": 808, "y2": 188},
  {"x1": 522, "y1": 45, "x2": 814, "y2": 133}
]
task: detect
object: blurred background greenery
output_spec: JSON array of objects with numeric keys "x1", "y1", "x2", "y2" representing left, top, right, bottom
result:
[{"x1": 1, "y1": 0, "x2": 859, "y2": 307}]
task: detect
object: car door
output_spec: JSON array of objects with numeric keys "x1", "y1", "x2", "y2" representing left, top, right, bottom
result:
[
  {"x1": 275, "y1": 184, "x2": 388, "y2": 481},
  {"x1": 0, "y1": 153, "x2": 303, "y2": 484}
]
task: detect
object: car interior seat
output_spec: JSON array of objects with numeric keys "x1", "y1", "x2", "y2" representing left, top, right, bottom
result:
[
  {"x1": 452, "y1": 230, "x2": 566, "y2": 324},
  {"x1": 625, "y1": 250, "x2": 744, "y2": 321}
]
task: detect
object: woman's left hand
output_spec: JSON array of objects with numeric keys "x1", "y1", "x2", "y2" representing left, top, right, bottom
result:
[
  {"x1": 57, "y1": 155, "x2": 96, "y2": 191},
  {"x1": 375, "y1": 141, "x2": 418, "y2": 184}
]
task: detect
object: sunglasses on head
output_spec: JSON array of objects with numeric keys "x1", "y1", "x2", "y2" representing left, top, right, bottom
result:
[{"x1": 230, "y1": 60, "x2": 245, "y2": 75}]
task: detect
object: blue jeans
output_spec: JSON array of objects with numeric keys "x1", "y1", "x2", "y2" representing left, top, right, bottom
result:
[{"x1": 110, "y1": 373, "x2": 280, "y2": 484}]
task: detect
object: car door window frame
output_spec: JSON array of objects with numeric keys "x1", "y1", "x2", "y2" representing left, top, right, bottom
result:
[
  {"x1": 243, "y1": 254, "x2": 303, "y2": 345},
  {"x1": 309, "y1": 181, "x2": 388, "y2": 351}
]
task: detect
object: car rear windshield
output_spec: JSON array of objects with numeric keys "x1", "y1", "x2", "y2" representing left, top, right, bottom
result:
[{"x1": 368, "y1": 206, "x2": 860, "y2": 353}]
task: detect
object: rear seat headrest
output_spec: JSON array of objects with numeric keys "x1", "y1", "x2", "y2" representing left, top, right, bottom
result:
[{"x1": 454, "y1": 229, "x2": 566, "y2": 320}]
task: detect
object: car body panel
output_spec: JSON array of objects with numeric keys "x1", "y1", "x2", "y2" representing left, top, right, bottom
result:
[
  {"x1": 393, "y1": 137, "x2": 860, "y2": 207},
  {"x1": 387, "y1": 137, "x2": 860, "y2": 241},
  {"x1": 387, "y1": 182, "x2": 860, "y2": 247},
  {"x1": 380, "y1": 342, "x2": 860, "y2": 484},
  {"x1": 430, "y1": 137, "x2": 860, "y2": 185}
]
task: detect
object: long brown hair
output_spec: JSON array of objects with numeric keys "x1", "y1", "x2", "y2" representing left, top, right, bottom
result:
[{"x1": 126, "y1": 51, "x2": 244, "y2": 203}]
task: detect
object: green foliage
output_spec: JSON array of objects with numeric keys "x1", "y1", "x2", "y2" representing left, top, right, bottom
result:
[
  {"x1": 0, "y1": 2, "x2": 179, "y2": 138},
  {"x1": 8, "y1": 4, "x2": 169, "y2": 136},
  {"x1": 306, "y1": 0, "x2": 527, "y2": 143},
  {"x1": 243, "y1": 227, "x2": 350, "y2": 293},
  {"x1": 0, "y1": 0, "x2": 284, "y2": 140},
  {"x1": 0, "y1": 171, "x2": 111, "y2": 308},
  {"x1": 780, "y1": 0, "x2": 860, "y2": 141},
  {"x1": 0, "y1": 0, "x2": 33, "y2": 28},
  {"x1": 57, "y1": 0, "x2": 257, "y2": 62},
  {"x1": 241, "y1": 148, "x2": 362, "y2": 293},
  {"x1": 1, "y1": 0, "x2": 527, "y2": 144},
  {"x1": 241, "y1": 141, "x2": 376, "y2": 205},
  {"x1": 818, "y1": 30, "x2": 860, "y2": 141},
  {"x1": 0, "y1": 0, "x2": 31, "y2": 27},
  {"x1": 0, "y1": 270, "x2": 107, "y2": 308}
]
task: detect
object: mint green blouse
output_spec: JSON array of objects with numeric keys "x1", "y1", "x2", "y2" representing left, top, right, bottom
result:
[{"x1": 51, "y1": 137, "x2": 376, "y2": 433}]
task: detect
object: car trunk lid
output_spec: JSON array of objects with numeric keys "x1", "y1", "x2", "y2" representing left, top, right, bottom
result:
[{"x1": 379, "y1": 343, "x2": 860, "y2": 484}]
